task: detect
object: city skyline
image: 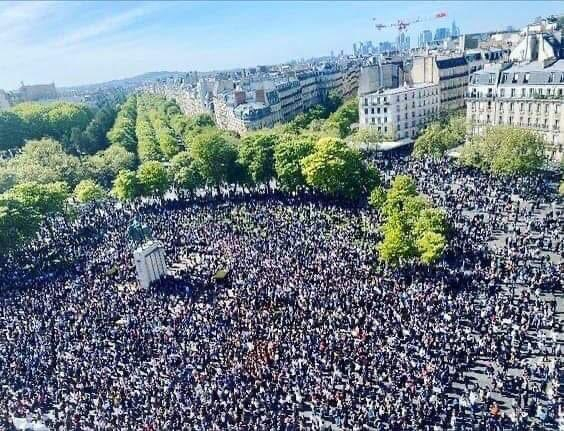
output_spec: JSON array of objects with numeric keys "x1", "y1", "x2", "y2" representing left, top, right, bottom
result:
[{"x1": 0, "y1": 1, "x2": 562, "y2": 90}]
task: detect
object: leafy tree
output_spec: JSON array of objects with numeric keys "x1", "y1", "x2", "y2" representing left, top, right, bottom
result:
[
  {"x1": 8, "y1": 138, "x2": 83, "y2": 187},
  {"x1": 74, "y1": 180, "x2": 106, "y2": 203},
  {"x1": 323, "y1": 98, "x2": 358, "y2": 138},
  {"x1": 238, "y1": 133, "x2": 278, "y2": 185},
  {"x1": 460, "y1": 126, "x2": 545, "y2": 175},
  {"x1": 301, "y1": 137, "x2": 378, "y2": 200},
  {"x1": 112, "y1": 170, "x2": 139, "y2": 201},
  {"x1": 368, "y1": 185, "x2": 386, "y2": 209},
  {"x1": 274, "y1": 135, "x2": 315, "y2": 191},
  {"x1": 190, "y1": 130, "x2": 239, "y2": 188},
  {"x1": 7, "y1": 181, "x2": 69, "y2": 216},
  {"x1": 0, "y1": 195, "x2": 41, "y2": 252},
  {"x1": 107, "y1": 95, "x2": 138, "y2": 153},
  {"x1": 0, "y1": 112, "x2": 28, "y2": 151},
  {"x1": 377, "y1": 216, "x2": 414, "y2": 264},
  {"x1": 370, "y1": 175, "x2": 448, "y2": 266},
  {"x1": 84, "y1": 144, "x2": 136, "y2": 188},
  {"x1": 351, "y1": 128, "x2": 387, "y2": 149},
  {"x1": 413, "y1": 115, "x2": 466, "y2": 159},
  {"x1": 169, "y1": 151, "x2": 203, "y2": 192},
  {"x1": 136, "y1": 161, "x2": 169, "y2": 196},
  {"x1": 416, "y1": 231, "x2": 447, "y2": 264}
]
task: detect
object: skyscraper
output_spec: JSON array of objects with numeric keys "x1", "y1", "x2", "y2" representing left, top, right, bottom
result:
[
  {"x1": 418, "y1": 30, "x2": 433, "y2": 47},
  {"x1": 353, "y1": 43, "x2": 358, "y2": 56},
  {"x1": 434, "y1": 27, "x2": 451, "y2": 41},
  {"x1": 451, "y1": 21, "x2": 461, "y2": 38},
  {"x1": 396, "y1": 33, "x2": 410, "y2": 52}
]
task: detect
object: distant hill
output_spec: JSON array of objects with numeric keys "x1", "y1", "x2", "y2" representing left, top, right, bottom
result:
[{"x1": 62, "y1": 71, "x2": 187, "y2": 91}]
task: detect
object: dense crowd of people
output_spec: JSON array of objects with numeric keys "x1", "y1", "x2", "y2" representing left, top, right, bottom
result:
[{"x1": 0, "y1": 153, "x2": 561, "y2": 430}]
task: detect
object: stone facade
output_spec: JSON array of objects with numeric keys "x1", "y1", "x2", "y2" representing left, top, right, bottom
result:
[
  {"x1": 466, "y1": 60, "x2": 564, "y2": 160},
  {"x1": 410, "y1": 55, "x2": 469, "y2": 112},
  {"x1": 359, "y1": 83, "x2": 440, "y2": 140}
]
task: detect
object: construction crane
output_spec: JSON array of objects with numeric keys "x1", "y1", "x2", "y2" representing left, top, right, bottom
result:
[{"x1": 373, "y1": 11, "x2": 447, "y2": 33}]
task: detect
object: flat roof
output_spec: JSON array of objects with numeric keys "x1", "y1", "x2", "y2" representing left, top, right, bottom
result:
[{"x1": 364, "y1": 83, "x2": 437, "y2": 97}]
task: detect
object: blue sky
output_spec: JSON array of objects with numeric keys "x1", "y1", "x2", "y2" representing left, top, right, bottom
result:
[{"x1": 0, "y1": 1, "x2": 561, "y2": 90}]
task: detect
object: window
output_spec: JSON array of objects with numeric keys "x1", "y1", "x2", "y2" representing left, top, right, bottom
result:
[
  {"x1": 501, "y1": 73, "x2": 508, "y2": 83},
  {"x1": 364, "y1": 98, "x2": 368, "y2": 106},
  {"x1": 511, "y1": 88, "x2": 515, "y2": 97},
  {"x1": 396, "y1": 96, "x2": 400, "y2": 102},
  {"x1": 371, "y1": 118, "x2": 375, "y2": 124},
  {"x1": 524, "y1": 73, "x2": 530, "y2": 83},
  {"x1": 500, "y1": 89, "x2": 505, "y2": 97},
  {"x1": 521, "y1": 88, "x2": 526, "y2": 97},
  {"x1": 519, "y1": 103, "x2": 524, "y2": 112},
  {"x1": 555, "y1": 104, "x2": 560, "y2": 114},
  {"x1": 512, "y1": 73, "x2": 519, "y2": 83},
  {"x1": 370, "y1": 108, "x2": 374, "y2": 114},
  {"x1": 377, "y1": 107, "x2": 380, "y2": 114},
  {"x1": 383, "y1": 107, "x2": 387, "y2": 113},
  {"x1": 510, "y1": 102, "x2": 514, "y2": 111},
  {"x1": 364, "y1": 108, "x2": 368, "y2": 115},
  {"x1": 548, "y1": 73, "x2": 554, "y2": 83},
  {"x1": 560, "y1": 73, "x2": 564, "y2": 83},
  {"x1": 545, "y1": 104, "x2": 548, "y2": 113}
]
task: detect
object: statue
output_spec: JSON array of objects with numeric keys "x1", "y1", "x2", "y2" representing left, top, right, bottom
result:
[{"x1": 127, "y1": 218, "x2": 152, "y2": 247}]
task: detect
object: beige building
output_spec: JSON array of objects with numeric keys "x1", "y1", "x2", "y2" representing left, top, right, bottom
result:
[
  {"x1": 359, "y1": 82, "x2": 440, "y2": 140},
  {"x1": 410, "y1": 54, "x2": 469, "y2": 112},
  {"x1": 466, "y1": 30, "x2": 564, "y2": 160}
]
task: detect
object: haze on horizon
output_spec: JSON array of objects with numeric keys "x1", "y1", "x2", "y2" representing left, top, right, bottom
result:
[{"x1": 0, "y1": 0, "x2": 561, "y2": 90}]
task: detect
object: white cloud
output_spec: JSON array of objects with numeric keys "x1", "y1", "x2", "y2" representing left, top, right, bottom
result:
[{"x1": 53, "y1": 4, "x2": 156, "y2": 49}]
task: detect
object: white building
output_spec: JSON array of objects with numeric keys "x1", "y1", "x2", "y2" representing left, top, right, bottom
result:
[
  {"x1": 359, "y1": 83, "x2": 440, "y2": 140},
  {"x1": 466, "y1": 27, "x2": 564, "y2": 160}
]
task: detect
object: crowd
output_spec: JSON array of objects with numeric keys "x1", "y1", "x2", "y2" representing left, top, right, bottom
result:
[{"x1": 0, "y1": 153, "x2": 561, "y2": 431}]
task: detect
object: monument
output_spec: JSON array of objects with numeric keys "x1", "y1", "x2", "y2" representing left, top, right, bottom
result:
[{"x1": 128, "y1": 218, "x2": 168, "y2": 288}]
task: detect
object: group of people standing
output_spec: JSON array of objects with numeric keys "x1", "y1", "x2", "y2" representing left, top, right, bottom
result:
[{"x1": 0, "y1": 152, "x2": 561, "y2": 430}]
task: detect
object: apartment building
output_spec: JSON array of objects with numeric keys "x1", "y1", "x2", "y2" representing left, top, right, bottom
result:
[
  {"x1": 148, "y1": 61, "x2": 360, "y2": 134},
  {"x1": 359, "y1": 82, "x2": 440, "y2": 140},
  {"x1": 466, "y1": 28, "x2": 564, "y2": 160},
  {"x1": 410, "y1": 54, "x2": 469, "y2": 112}
]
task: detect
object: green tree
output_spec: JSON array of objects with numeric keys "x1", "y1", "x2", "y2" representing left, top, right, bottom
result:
[
  {"x1": 190, "y1": 130, "x2": 239, "y2": 188},
  {"x1": 7, "y1": 181, "x2": 69, "y2": 216},
  {"x1": 368, "y1": 185, "x2": 386, "y2": 209},
  {"x1": 84, "y1": 144, "x2": 136, "y2": 188},
  {"x1": 238, "y1": 133, "x2": 278, "y2": 185},
  {"x1": 416, "y1": 231, "x2": 447, "y2": 264},
  {"x1": 274, "y1": 136, "x2": 315, "y2": 191},
  {"x1": 377, "y1": 216, "x2": 415, "y2": 265},
  {"x1": 112, "y1": 170, "x2": 139, "y2": 201},
  {"x1": 0, "y1": 112, "x2": 28, "y2": 151},
  {"x1": 460, "y1": 126, "x2": 545, "y2": 175},
  {"x1": 8, "y1": 138, "x2": 84, "y2": 187},
  {"x1": 323, "y1": 97, "x2": 358, "y2": 138},
  {"x1": 301, "y1": 137, "x2": 378, "y2": 200},
  {"x1": 350, "y1": 128, "x2": 386, "y2": 149},
  {"x1": 107, "y1": 95, "x2": 138, "y2": 152},
  {"x1": 74, "y1": 179, "x2": 106, "y2": 203},
  {"x1": 169, "y1": 151, "x2": 203, "y2": 192},
  {"x1": 0, "y1": 195, "x2": 41, "y2": 252},
  {"x1": 136, "y1": 161, "x2": 169, "y2": 196},
  {"x1": 371, "y1": 175, "x2": 448, "y2": 266}
]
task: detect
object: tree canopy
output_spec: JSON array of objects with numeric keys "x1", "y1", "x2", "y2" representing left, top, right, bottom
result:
[
  {"x1": 370, "y1": 175, "x2": 448, "y2": 265},
  {"x1": 301, "y1": 137, "x2": 378, "y2": 200},
  {"x1": 74, "y1": 180, "x2": 106, "y2": 203},
  {"x1": 274, "y1": 135, "x2": 315, "y2": 191},
  {"x1": 459, "y1": 126, "x2": 546, "y2": 175},
  {"x1": 413, "y1": 115, "x2": 466, "y2": 159},
  {"x1": 190, "y1": 130, "x2": 240, "y2": 187},
  {"x1": 137, "y1": 161, "x2": 169, "y2": 197}
]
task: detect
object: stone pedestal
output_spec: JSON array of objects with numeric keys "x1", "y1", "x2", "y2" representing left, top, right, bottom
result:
[{"x1": 133, "y1": 241, "x2": 167, "y2": 288}]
